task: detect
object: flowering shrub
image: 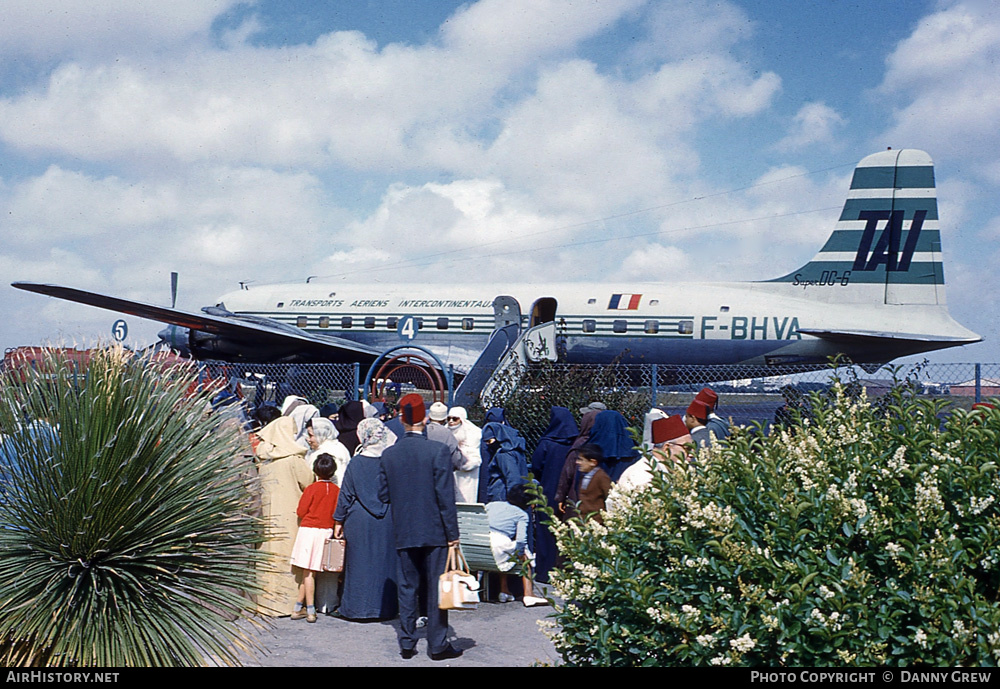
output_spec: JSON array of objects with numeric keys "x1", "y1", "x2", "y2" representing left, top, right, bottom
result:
[{"x1": 541, "y1": 383, "x2": 1000, "y2": 666}]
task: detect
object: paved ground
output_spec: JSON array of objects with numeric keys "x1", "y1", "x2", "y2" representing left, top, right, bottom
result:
[{"x1": 245, "y1": 585, "x2": 562, "y2": 667}]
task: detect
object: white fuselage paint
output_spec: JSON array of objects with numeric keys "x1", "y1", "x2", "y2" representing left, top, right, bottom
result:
[{"x1": 216, "y1": 279, "x2": 979, "y2": 369}]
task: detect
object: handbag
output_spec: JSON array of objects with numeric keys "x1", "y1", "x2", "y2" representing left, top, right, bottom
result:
[
  {"x1": 321, "y1": 537, "x2": 346, "y2": 572},
  {"x1": 438, "y1": 544, "x2": 480, "y2": 611}
]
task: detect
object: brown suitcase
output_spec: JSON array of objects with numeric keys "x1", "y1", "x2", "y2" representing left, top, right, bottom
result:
[{"x1": 321, "y1": 537, "x2": 346, "y2": 572}]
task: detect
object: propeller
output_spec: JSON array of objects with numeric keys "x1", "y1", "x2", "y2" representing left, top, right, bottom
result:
[{"x1": 155, "y1": 271, "x2": 190, "y2": 356}]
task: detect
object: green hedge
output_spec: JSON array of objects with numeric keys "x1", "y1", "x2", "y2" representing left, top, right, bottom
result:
[{"x1": 541, "y1": 383, "x2": 1000, "y2": 666}]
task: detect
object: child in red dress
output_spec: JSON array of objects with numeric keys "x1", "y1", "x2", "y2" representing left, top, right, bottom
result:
[{"x1": 290, "y1": 453, "x2": 339, "y2": 622}]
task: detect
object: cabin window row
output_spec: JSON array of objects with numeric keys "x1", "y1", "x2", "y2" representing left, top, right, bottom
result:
[
  {"x1": 297, "y1": 316, "x2": 477, "y2": 331},
  {"x1": 581, "y1": 319, "x2": 693, "y2": 334},
  {"x1": 295, "y1": 316, "x2": 692, "y2": 335}
]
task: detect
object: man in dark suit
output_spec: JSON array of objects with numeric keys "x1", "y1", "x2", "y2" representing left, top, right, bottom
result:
[{"x1": 378, "y1": 393, "x2": 463, "y2": 660}]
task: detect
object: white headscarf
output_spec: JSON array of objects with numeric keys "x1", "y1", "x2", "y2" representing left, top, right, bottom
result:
[
  {"x1": 305, "y1": 417, "x2": 352, "y2": 485},
  {"x1": 288, "y1": 404, "x2": 319, "y2": 448},
  {"x1": 356, "y1": 417, "x2": 397, "y2": 458},
  {"x1": 642, "y1": 408, "x2": 669, "y2": 451},
  {"x1": 310, "y1": 417, "x2": 339, "y2": 442},
  {"x1": 281, "y1": 395, "x2": 308, "y2": 415},
  {"x1": 447, "y1": 406, "x2": 482, "y2": 466}
]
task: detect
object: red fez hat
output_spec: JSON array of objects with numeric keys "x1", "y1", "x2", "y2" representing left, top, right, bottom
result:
[
  {"x1": 399, "y1": 393, "x2": 426, "y2": 424},
  {"x1": 695, "y1": 387, "x2": 718, "y2": 410},
  {"x1": 686, "y1": 399, "x2": 710, "y2": 422},
  {"x1": 652, "y1": 415, "x2": 688, "y2": 444}
]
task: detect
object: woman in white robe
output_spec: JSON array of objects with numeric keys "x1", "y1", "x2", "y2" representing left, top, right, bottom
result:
[{"x1": 447, "y1": 406, "x2": 483, "y2": 503}]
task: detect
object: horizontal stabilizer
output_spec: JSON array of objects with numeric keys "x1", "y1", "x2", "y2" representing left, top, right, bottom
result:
[{"x1": 799, "y1": 327, "x2": 981, "y2": 344}]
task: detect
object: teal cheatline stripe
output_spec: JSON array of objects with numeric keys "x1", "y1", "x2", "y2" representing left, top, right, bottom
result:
[
  {"x1": 765, "y1": 261, "x2": 945, "y2": 284},
  {"x1": 819, "y1": 229, "x2": 941, "y2": 253},
  {"x1": 850, "y1": 166, "x2": 935, "y2": 190},
  {"x1": 839, "y1": 198, "x2": 938, "y2": 221}
]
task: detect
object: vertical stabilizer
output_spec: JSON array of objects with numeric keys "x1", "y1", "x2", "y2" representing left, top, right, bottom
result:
[{"x1": 765, "y1": 149, "x2": 943, "y2": 306}]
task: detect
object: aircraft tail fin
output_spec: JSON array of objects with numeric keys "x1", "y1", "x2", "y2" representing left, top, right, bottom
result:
[{"x1": 765, "y1": 149, "x2": 944, "y2": 306}]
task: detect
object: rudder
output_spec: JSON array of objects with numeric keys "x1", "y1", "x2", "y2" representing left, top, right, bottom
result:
[{"x1": 765, "y1": 149, "x2": 943, "y2": 306}]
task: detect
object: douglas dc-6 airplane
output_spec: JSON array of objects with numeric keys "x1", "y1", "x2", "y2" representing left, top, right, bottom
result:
[{"x1": 13, "y1": 149, "x2": 981, "y2": 373}]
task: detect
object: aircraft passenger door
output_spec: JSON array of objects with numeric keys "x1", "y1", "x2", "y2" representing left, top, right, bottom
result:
[
  {"x1": 529, "y1": 297, "x2": 557, "y2": 327},
  {"x1": 493, "y1": 296, "x2": 522, "y2": 330},
  {"x1": 529, "y1": 297, "x2": 565, "y2": 361}
]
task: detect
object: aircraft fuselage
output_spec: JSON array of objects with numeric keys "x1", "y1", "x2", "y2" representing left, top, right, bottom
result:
[{"x1": 216, "y1": 279, "x2": 977, "y2": 369}]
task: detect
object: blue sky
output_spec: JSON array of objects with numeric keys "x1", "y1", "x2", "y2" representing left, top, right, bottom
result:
[{"x1": 1, "y1": 0, "x2": 998, "y2": 366}]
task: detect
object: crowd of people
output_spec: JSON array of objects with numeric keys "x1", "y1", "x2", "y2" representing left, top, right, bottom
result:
[{"x1": 239, "y1": 385, "x2": 732, "y2": 658}]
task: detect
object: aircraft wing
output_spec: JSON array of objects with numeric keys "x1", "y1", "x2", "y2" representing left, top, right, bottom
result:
[
  {"x1": 12, "y1": 282, "x2": 382, "y2": 363},
  {"x1": 798, "y1": 328, "x2": 981, "y2": 344}
]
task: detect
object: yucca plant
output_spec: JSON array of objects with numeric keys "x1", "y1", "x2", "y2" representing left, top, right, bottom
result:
[{"x1": 0, "y1": 346, "x2": 267, "y2": 667}]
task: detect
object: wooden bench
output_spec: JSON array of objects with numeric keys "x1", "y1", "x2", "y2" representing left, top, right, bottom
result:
[{"x1": 456, "y1": 502, "x2": 502, "y2": 573}]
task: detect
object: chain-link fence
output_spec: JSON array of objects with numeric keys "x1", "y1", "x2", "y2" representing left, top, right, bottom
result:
[
  {"x1": 197, "y1": 358, "x2": 1000, "y2": 454},
  {"x1": 199, "y1": 361, "x2": 360, "y2": 412},
  {"x1": 7, "y1": 350, "x2": 997, "y2": 452}
]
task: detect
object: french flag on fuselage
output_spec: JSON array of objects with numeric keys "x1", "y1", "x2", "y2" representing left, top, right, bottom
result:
[{"x1": 608, "y1": 293, "x2": 642, "y2": 310}]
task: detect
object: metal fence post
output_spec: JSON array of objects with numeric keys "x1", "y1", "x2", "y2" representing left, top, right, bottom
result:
[
  {"x1": 651, "y1": 363, "x2": 658, "y2": 408},
  {"x1": 448, "y1": 365, "x2": 455, "y2": 406},
  {"x1": 352, "y1": 362, "x2": 360, "y2": 401},
  {"x1": 976, "y1": 363, "x2": 982, "y2": 404}
]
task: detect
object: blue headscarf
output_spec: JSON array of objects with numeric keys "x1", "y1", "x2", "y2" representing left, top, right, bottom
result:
[
  {"x1": 587, "y1": 410, "x2": 640, "y2": 481},
  {"x1": 484, "y1": 407, "x2": 508, "y2": 425},
  {"x1": 531, "y1": 406, "x2": 578, "y2": 499},
  {"x1": 482, "y1": 421, "x2": 528, "y2": 503},
  {"x1": 482, "y1": 422, "x2": 527, "y2": 455}
]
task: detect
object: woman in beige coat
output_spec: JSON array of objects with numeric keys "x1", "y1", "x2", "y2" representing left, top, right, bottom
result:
[{"x1": 255, "y1": 415, "x2": 313, "y2": 616}]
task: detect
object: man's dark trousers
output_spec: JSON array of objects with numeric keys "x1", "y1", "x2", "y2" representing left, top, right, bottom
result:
[{"x1": 397, "y1": 545, "x2": 450, "y2": 653}]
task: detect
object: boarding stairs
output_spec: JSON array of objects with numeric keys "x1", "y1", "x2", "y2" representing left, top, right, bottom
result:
[{"x1": 451, "y1": 296, "x2": 559, "y2": 408}]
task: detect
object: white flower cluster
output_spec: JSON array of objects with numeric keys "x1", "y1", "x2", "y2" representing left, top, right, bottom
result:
[
  {"x1": 885, "y1": 445, "x2": 909, "y2": 475},
  {"x1": 680, "y1": 604, "x2": 701, "y2": 620},
  {"x1": 678, "y1": 491, "x2": 735, "y2": 533},
  {"x1": 695, "y1": 634, "x2": 717, "y2": 647},
  {"x1": 730, "y1": 634, "x2": 757, "y2": 653},
  {"x1": 536, "y1": 618, "x2": 559, "y2": 642},
  {"x1": 915, "y1": 468, "x2": 945, "y2": 517},
  {"x1": 885, "y1": 542, "x2": 905, "y2": 557},
  {"x1": 645, "y1": 606, "x2": 669, "y2": 624},
  {"x1": 683, "y1": 556, "x2": 711, "y2": 570},
  {"x1": 955, "y1": 494, "x2": 995, "y2": 518},
  {"x1": 552, "y1": 564, "x2": 602, "y2": 601},
  {"x1": 929, "y1": 447, "x2": 960, "y2": 466},
  {"x1": 818, "y1": 585, "x2": 835, "y2": 600},
  {"x1": 710, "y1": 655, "x2": 732, "y2": 666},
  {"x1": 952, "y1": 620, "x2": 972, "y2": 643},
  {"x1": 573, "y1": 561, "x2": 601, "y2": 579},
  {"x1": 837, "y1": 649, "x2": 857, "y2": 663},
  {"x1": 849, "y1": 497, "x2": 869, "y2": 519},
  {"x1": 988, "y1": 631, "x2": 1000, "y2": 661},
  {"x1": 914, "y1": 628, "x2": 928, "y2": 649},
  {"x1": 786, "y1": 433, "x2": 825, "y2": 491},
  {"x1": 809, "y1": 608, "x2": 844, "y2": 632}
]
